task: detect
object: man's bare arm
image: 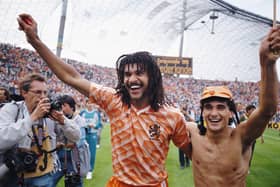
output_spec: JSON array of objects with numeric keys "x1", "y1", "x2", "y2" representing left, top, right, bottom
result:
[
  {"x1": 180, "y1": 122, "x2": 197, "y2": 158},
  {"x1": 240, "y1": 26, "x2": 280, "y2": 144},
  {"x1": 17, "y1": 13, "x2": 91, "y2": 97}
]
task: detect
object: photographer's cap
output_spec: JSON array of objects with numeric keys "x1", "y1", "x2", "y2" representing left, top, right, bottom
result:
[{"x1": 201, "y1": 86, "x2": 232, "y2": 101}]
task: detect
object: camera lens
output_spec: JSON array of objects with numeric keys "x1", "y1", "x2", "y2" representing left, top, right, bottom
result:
[{"x1": 23, "y1": 154, "x2": 34, "y2": 165}]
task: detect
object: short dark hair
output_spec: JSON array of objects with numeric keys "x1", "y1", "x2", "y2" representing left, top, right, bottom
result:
[
  {"x1": 60, "y1": 95, "x2": 76, "y2": 112},
  {"x1": 245, "y1": 104, "x2": 256, "y2": 113},
  {"x1": 115, "y1": 51, "x2": 165, "y2": 111},
  {"x1": 198, "y1": 96, "x2": 239, "y2": 135}
]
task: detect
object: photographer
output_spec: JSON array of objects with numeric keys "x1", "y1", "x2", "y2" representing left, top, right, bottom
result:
[
  {"x1": 53, "y1": 95, "x2": 90, "y2": 187},
  {"x1": 0, "y1": 73, "x2": 80, "y2": 187},
  {"x1": 0, "y1": 86, "x2": 10, "y2": 108}
]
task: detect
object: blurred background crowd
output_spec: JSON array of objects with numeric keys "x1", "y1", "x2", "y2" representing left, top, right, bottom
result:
[{"x1": 1, "y1": 43, "x2": 279, "y2": 122}]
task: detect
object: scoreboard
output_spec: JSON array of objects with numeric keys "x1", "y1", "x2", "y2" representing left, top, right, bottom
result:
[{"x1": 155, "y1": 55, "x2": 192, "y2": 75}]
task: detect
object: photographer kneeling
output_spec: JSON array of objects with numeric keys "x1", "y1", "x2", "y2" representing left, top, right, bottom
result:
[{"x1": 0, "y1": 73, "x2": 80, "y2": 187}]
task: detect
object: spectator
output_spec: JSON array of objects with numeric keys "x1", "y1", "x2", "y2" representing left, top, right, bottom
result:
[
  {"x1": 0, "y1": 86, "x2": 10, "y2": 108},
  {"x1": 240, "y1": 104, "x2": 264, "y2": 172},
  {"x1": 179, "y1": 104, "x2": 194, "y2": 169},
  {"x1": 79, "y1": 101, "x2": 102, "y2": 179}
]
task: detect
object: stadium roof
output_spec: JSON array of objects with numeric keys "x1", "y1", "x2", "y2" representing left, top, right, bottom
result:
[{"x1": 0, "y1": 0, "x2": 279, "y2": 82}]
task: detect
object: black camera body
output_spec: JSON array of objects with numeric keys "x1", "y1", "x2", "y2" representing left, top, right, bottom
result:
[
  {"x1": 50, "y1": 99, "x2": 62, "y2": 111},
  {"x1": 64, "y1": 172, "x2": 81, "y2": 187},
  {"x1": 4, "y1": 149, "x2": 38, "y2": 173},
  {"x1": 44, "y1": 97, "x2": 62, "y2": 117}
]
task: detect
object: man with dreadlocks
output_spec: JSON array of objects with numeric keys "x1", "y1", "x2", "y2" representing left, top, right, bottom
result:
[
  {"x1": 18, "y1": 14, "x2": 190, "y2": 187},
  {"x1": 185, "y1": 26, "x2": 280, "y2": 186}
]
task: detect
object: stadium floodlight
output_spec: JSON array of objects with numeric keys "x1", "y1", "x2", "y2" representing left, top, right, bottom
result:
[{"x1": 209, "y1": 10, "x2": 218, "y2": 34}]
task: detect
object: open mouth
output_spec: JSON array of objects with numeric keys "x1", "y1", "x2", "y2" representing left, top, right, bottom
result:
[
  {"x1": 208, "y1": 118, "x2": 221, "y2": 123},
  {"x1": 128, "y1": 83, "x2": 142, "y2": 90}
]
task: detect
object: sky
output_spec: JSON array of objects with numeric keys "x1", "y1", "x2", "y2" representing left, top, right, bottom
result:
[
  {"x1": 226, "y1": 0, "x2": 277, "y2": 20},
  {"x1": 51, "y1": 0, "x2": 279, "y2": 81},
  {"x1": 61, "y1": 0, "x2": 278, "y2": 67},
  {"x1": 2, "y1": 0, "x2": 277, "y2": 80}
]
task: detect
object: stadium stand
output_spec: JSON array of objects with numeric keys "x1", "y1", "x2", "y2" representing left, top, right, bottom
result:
[{"x1": 1, "y1": 43, "x2": 279, "y2": 122}]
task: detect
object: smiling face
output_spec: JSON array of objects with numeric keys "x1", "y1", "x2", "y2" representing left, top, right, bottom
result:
[
  {"x1": 202, "y1": 100, "x2": 232, "y2": 133},
  {"x1": 123, "y1": 63, "x2": 149, "y2": 108}
]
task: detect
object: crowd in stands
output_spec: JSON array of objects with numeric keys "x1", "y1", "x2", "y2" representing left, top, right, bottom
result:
[{"x1": 1, "y1": 43, "x2": 280, "y2": 122}]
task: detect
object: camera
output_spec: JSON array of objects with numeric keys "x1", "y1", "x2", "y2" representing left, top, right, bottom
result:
[
  {"x1": 50, "y1": 98, "x2": 62, "y2": 111},
  {"x1": 44, "y1": 97, "x2": 62, "y2": 117},
  {"x1": 64, "y1": 172, "x2": 81, "y2": 187},
  {"x1": 4, "y1": 149, "x2": 38, "y2": 173}
]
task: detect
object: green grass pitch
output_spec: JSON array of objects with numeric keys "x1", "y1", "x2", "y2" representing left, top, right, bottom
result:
[{"x1": 58, "y1": 124, "x2": 280, "y2": 187}]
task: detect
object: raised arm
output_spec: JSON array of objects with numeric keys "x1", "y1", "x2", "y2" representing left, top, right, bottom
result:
[
  {"x1": 240, "y1": 26, "x2": 280, "y2": 144},
  {"x1": 17, "y1": 13, "x2": 91, "y2": 97}
]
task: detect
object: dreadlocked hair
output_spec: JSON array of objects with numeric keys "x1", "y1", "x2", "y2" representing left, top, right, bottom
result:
[
  {"x1": 115, "y1": 51, "x2": 165, "y2": 111},
  {"x1": 198, "y1": 96, "x2": 240, "y2": 135}
]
